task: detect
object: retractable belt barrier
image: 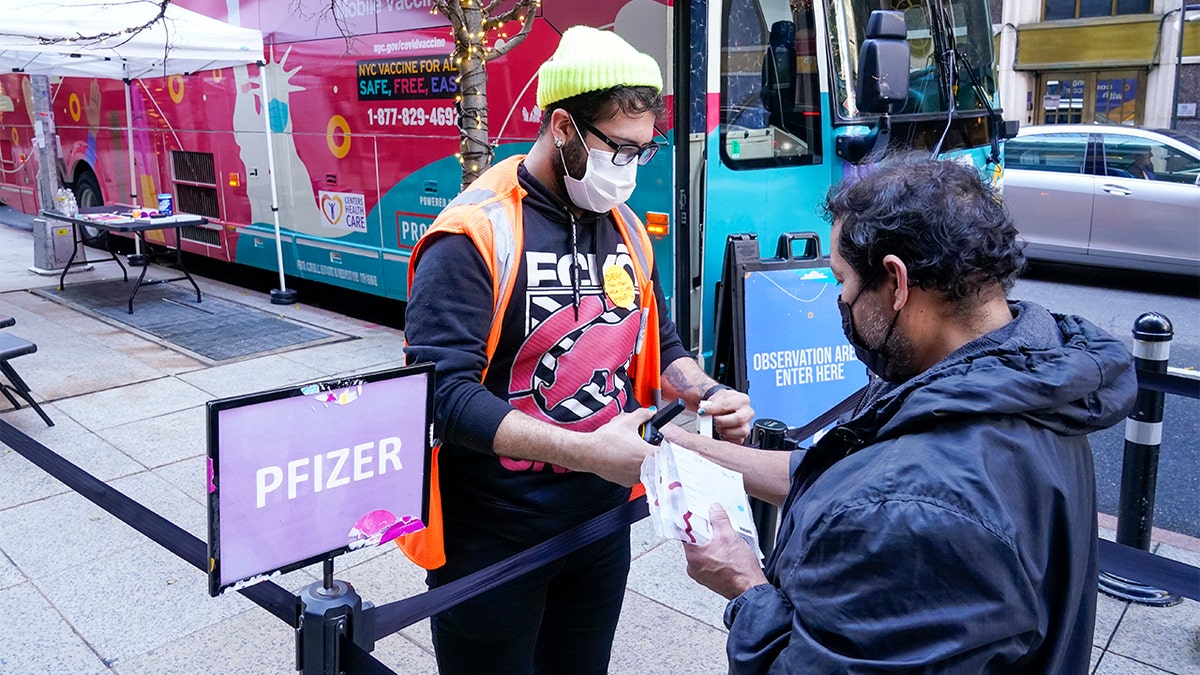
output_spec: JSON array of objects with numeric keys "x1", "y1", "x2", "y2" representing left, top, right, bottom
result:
[
  {"x1": 0, "y1": 418, "x2": 651, "y2": 673},
  {"x1": 4, "y1": 352, "x2": 1199, "y2": 671},
  {"x1": 0, "y1": 419, "x2": 299, "y2": 627},
  {"x1": 1137, "y1": 368, "x2": 1200, "y2": 399}
]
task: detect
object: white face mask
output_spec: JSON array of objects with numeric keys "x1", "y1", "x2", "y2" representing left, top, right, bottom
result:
[{"x1": 560, "y1": 118, "x2": 638, "y2": 213}]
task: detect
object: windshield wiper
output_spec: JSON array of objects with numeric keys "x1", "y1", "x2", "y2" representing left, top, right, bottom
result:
[{"x1": 953, "y1": 47, "x2": 1002, "y2": 164}]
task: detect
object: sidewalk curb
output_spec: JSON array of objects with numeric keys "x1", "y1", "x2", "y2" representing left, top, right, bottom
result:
[{"x1": 1098, "y1": 512, "x2": 1200, "y2": 554}]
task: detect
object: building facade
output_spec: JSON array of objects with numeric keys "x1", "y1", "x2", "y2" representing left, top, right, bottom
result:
[{"x1": 996, "y1": 0, "x2": 1199, "y2": 133}]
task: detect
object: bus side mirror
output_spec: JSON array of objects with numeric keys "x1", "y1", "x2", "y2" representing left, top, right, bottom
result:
[
  {"x1": 836, "y1": 10, "x2": 910, "y2": 164},
  {"x1": 856, "y1": 10, "x2": 909, "y2": 114}
]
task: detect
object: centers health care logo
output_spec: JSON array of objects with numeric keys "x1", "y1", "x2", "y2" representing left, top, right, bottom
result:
[
  {"x1": 318, "y1": 191, "x2": 368, "y2": 232},
  {"x1": 321, "y1": 194, "x2": 343, "y2": 224},
  {"x1": 507, "y1": 292, "x2": 641, "y2": 434}
]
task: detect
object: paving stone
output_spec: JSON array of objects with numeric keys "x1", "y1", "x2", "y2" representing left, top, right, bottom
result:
[
  {"x1": 279, "y1": 335, "x2": 406, "y2": 377},
  {"x1": 111, "y1": 607, "x2": 293, "y2": 675},
  {"x1": 110, "y1": 470, "x2": 208, "y2": 541},
  {"x1": 0, "y1": 420, "x2": 143, "y2": 510},
  {"x1": 610, "y1": 590, "x2": 729, "y2": 675},
  {"x1": 1095, "y1": 592, "x2": 1129, "y2": 648},
  {"x1": 1093, "y1": 651, "x2": 1179, "y2": 674},
  {"x1": 0, "y1": 550, "x2": 24, "y2": 590},
  {"x1": 0, "y1": 309, "x2": 176, "y2": 398},
  {"x1": 0, "y1": 489, "x2": 150, "y2": 579},
  {"x1": 0, "y1": 582, "x2": 109, "y2": 675},
  {"x1": 627, "y1": 537, "x2": 727, "y2": 630},
  {"x1": 152, "y1": 456, "x2": 207, "y2": 506},
  {"x1": 1107, "y1": 595, "x2": 1200, "y2": 674},
  {"x1": 630, "y1": 516, "x2": 663, "y2": 558},
  {"x1": 95, "y1": 406, "x2": 207, "y2": 469},
  {"x1": 176, "y1": 352, "x2": 327, "y2": 399},
  {"x1": 35, "y1": 541, "x2": 253, "y2": 664},
  {"x1": 53, "y1": 376, "x2": 212, "y2": 430}
]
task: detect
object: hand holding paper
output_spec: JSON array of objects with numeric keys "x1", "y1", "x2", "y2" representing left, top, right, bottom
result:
[
  {"x1": 640, "y1": 441, "x2": 762, "y2": 557},
  {"x1": 684, "y1": 504, "x2": 770, "y2": 600}
]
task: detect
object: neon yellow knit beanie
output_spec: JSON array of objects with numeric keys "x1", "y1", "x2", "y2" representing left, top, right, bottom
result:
[{"x1": 536, "y1": 25, "x2": 663, "y2": 110}]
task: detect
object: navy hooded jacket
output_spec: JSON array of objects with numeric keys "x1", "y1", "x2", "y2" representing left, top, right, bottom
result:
[{"x1": 724, "y1": 301, "x2": 1137, "y2": 673}]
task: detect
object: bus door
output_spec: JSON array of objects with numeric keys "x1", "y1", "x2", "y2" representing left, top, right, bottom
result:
[{"x1": 695, "y1": 0, "x2": 834, "y2": 365}]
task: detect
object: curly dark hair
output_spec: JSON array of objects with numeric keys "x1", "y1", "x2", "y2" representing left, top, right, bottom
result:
[
  {"x1": 537, "y1": 85, "x2": 664, "y2": 133},
  {"x1": 823, "y1": 153, "x2": 1026, "y2": 305}
]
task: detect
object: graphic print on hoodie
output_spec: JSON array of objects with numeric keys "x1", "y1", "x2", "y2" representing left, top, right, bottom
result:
[{"x1": 506, "y1": 245, "x2": 643, "y2": 435}]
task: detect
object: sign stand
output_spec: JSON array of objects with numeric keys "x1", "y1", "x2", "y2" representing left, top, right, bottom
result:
[
  {"x1": 207, "y1": 364, "x2": 434, "y2": 671},
  {"x1": 711, "y1": 232, "x2": 869, "y2": 557},
  {"x1": 296, "y1": 557, "x2": 376, "y2": 675}
]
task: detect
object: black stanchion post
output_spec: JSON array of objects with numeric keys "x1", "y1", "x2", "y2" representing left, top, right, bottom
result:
[
  {"x1": 1098, "y1": 312, "x2": 1181, "y2": 607},
  {"x1": 750, "y1": 418, "x2": 788, "y2": 559},
  {"x1": 296, "y1": 559, "x2": 377, "y2": 674}
]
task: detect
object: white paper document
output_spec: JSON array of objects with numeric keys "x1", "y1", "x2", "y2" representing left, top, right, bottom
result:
[{"x1": 640, "y1": 441, "x2": 763, "y2": 560}]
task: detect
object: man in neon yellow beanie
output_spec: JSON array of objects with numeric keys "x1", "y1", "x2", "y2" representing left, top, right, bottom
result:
[{"x1": 404, "y1": 24, "x2": 754, "y2": 673}]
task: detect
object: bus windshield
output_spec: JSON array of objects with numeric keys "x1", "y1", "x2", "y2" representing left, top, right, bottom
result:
[{"x1": 829, "y1": 0, "x2": 997, "y2": 119}]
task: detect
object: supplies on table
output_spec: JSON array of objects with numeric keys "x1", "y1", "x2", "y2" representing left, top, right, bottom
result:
[
  {"x1": 54, "y1": 188, "x2": 78, "y2": 217},
  {"x1": 640, "y1": 441, "x2": 763, "y2": 560}
]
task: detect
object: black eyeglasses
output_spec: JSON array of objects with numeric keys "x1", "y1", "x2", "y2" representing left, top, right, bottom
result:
[{"x1": 573, "y1": 116, "x2": 662, "y2": 167}]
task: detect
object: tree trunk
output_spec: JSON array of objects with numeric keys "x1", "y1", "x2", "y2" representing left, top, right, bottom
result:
[{"x1": 456, "y1": 5, "x2": 492, "y2": 189}]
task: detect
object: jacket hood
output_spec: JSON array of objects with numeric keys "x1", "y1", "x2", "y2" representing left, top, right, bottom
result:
[{"x1": 858, "y1": 301, "x2": 1137, "y2": 442}]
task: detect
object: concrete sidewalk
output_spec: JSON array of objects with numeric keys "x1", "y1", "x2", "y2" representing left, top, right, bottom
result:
[{"x1": 0, "y1": 213, "x2": 1196, "y2": 674}]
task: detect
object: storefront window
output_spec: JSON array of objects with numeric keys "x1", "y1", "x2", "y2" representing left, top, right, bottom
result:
[
  {"x1": 1043, "y1": 79, "x2": 1086, "y2": 124},
  {"x1": 1094, "y1": 77, "x2": 1138, "y2": 125},
  {"x1": 1038, "y1": 70, "x2": 1145, "y2": 125},
  {"x1": 1043, "y1": 0, "x2": 1150, "y2": 21}
]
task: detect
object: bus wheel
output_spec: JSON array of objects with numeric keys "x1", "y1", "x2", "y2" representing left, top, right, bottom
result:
[{"x1": 72, "y1": 171, "x2": 108, "y2": 250}]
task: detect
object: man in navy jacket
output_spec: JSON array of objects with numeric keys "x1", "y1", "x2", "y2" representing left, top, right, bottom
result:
[{"x1": 669, "y1": 155, "x2": 1137, "y2": 673}]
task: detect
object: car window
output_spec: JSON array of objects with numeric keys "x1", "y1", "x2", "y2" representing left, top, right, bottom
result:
[
  {"x1": 1006, "y1": 133, "x2": 1089, "y2": 174},
  {"x1": 1102, "y1": 134, "x2": 1200, "y2": 185}
]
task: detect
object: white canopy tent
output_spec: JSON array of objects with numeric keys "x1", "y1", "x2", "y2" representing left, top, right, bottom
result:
[{"x1": 0, "y1": 0, "x2": 293, "y2": 298}]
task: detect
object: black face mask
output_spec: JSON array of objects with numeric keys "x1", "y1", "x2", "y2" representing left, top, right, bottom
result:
[{"x1": 837, "y1": 276, "x2": 902, "y2": 381}]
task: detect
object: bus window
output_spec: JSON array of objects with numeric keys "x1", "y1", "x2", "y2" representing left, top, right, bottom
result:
[{"x1": 720, "y1": 0, "x2": 823, "y2": 169}]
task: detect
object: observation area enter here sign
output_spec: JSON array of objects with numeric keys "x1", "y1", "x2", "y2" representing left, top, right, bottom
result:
[{"x1": 742, "y1": 267, "x2": 869, "y2": 427}]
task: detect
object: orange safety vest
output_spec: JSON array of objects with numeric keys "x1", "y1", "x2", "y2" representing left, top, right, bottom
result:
[{"x1": 397, "y1": 155, "x2": 661, "y2": 569}]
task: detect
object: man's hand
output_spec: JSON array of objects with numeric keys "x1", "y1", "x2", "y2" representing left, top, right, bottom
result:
[
  {"x1": 684, "y1": 504, "x2": 768, "y2": 600},
  {"x1": 700, "y1": 388, "x2": 754, "y2": 444},
  {"x1": 661, "y1": 357, "x2": 755, "y2": 443},
  {"x1": 575, "y1": 407, "x2": 657, "y2": 487}
]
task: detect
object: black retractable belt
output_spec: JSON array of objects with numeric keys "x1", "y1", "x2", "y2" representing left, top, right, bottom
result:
[
  {"x1": 0, "y1": 417, "x2": 650, "y2": 657},
  {"x1": 783, "y1": 386, "x2": 869, "y2": 448},
  {"x1": 1099, "y1": 539, "x2": 1199, "y2": 602},
  {"x1": 0, "y1": 420, "x2": 298, "y2": 627},
  {"x1": 372, "y1": 497, "x2": 649, "y2": 639}
]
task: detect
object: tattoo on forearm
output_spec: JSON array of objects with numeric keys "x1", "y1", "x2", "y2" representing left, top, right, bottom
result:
[{"x1": 663, "y1": 361, "x2": 710, "y2": 397}]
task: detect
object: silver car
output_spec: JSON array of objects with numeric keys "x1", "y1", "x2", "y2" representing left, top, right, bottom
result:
[{"x1": 1002, "y1": 125, "x2": 1200, "y2": 277}]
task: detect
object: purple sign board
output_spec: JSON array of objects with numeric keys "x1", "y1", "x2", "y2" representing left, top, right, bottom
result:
[{"x1": 207, "y1": 364, "x2": 433, "y2": 596}]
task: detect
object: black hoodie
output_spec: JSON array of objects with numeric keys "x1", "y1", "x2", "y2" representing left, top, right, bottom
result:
[{"x1": 405, "y1": 161, "x2": 690, "y2": 537}]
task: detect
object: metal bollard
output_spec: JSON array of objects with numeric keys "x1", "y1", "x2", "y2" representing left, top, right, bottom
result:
[
  {"x1": 1098, "y1": 312, "x2": 1181, "y2": 606},
  {"x1": 750, "y1": 418, "x2": 788, "y2": 559}
]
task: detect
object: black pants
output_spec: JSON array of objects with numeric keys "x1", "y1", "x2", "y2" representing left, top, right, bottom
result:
[{"x1": 427, "y1": 520, "x2": 631, "y2": 674}]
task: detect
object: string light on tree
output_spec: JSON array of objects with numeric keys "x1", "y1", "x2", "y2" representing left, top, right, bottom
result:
[{"x1": 432, "y1": 0, "x2": 539, "y2": 189}]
